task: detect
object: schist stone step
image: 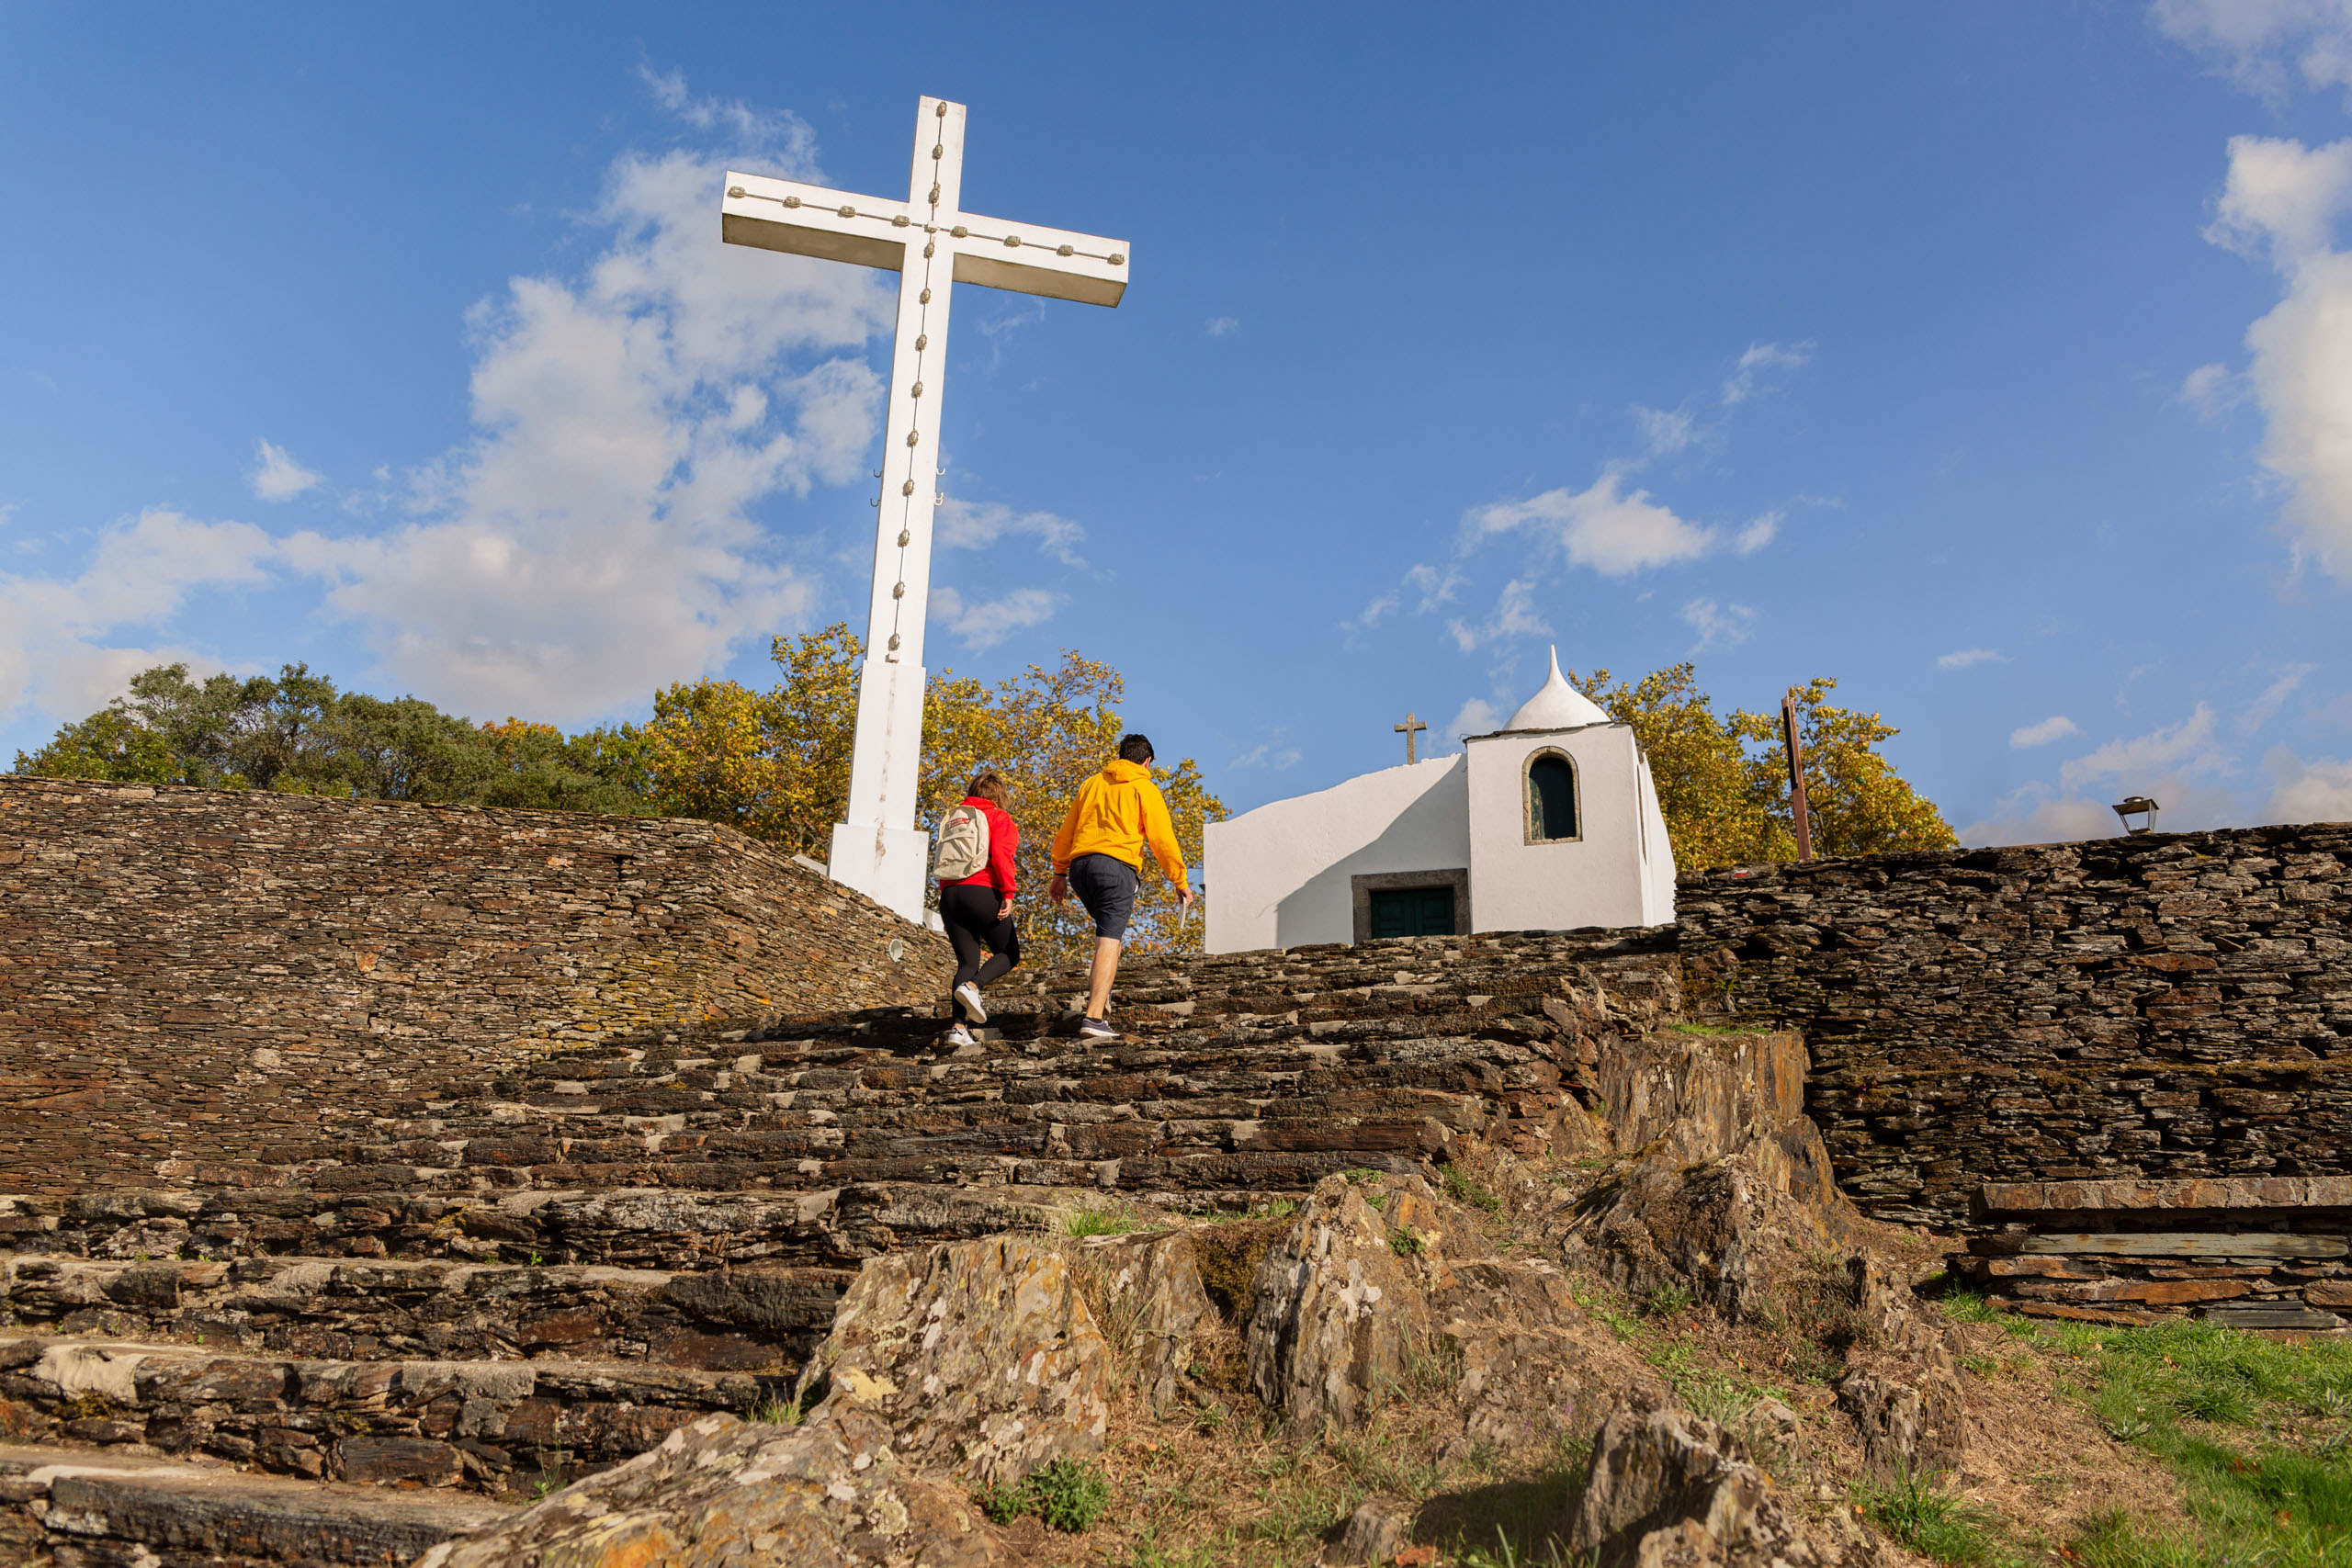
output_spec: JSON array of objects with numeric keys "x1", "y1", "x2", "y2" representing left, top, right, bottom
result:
[
  {"x1": 0, "y1": 1441, "x2": 514, "y2": 1565},
  {"x1": 0, "y1": 1333, "x2": 775, "y2": 1495},
  {"x1": 0, "y1": 1254, "x2": 853, "y2": 1372},
  {"x1": 151, "y1": 1025, "x2": 1537, "y2": 1205},
  {"x1": 0, "y1": 1183, "x2": 1193, "y2": 1270}
]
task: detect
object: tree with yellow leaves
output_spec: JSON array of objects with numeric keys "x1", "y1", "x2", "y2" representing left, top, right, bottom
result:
[
  {"x1": 637, "y1": 626, "x2": 1225, "y2": 963},
  {"x1": 1569, "y1": 663, "x2": 1954, "y2": 871}
]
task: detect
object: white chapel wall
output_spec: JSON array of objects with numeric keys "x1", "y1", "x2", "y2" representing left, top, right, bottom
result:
[
  {"x1": 1464, "y1": 723, "x2": 1658, "y2": 933},
  {"x1": 1204, "y1": 756, "x2": 1471, "y2": 953},
  {"x1": 1636, "y1": 752, "x2": 1678, "y2": 925}
]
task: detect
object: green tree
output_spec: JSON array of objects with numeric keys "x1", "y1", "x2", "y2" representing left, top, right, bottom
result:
[
  {"x1": 1569, "y1": 664, "x2": 1955, "y2": 869},
  {"x1": 1729, "y1": 677, "x2": 1957, "y2": 860},
  {"x1": 15, "y1": 662, "x2": 647, "y2": 813},
  {"x1": 635, "y1": 626, "x2": 1226, "y2": 962}
]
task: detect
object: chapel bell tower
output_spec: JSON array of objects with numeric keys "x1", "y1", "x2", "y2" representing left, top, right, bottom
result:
[{"x1": 1462, "y1": 648, "x2": 1677, "y2": 931}]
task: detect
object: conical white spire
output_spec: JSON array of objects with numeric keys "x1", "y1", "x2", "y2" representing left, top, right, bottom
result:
[{"x1": 1504, "y1": 646, "x2": 1610, "y2": 731}]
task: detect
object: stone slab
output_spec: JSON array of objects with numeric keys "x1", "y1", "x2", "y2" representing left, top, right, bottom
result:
[
  {"x1": 1977, "y1": 1178, "x2": 2352, "y2": 1217},
  {"x1": 0, "y1": 1440, "x2": 512, "y2": 1563},
  {"x1": 2013, "y1": 1232, "x2": 2346, "y2": 1259}
]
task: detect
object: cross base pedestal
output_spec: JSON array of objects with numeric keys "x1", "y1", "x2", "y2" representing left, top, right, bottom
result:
[{"x1": 828, "y1": 820, "x2": 932, "y2": 925}]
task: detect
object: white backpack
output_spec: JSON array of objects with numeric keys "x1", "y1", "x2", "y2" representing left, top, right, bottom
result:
[{"x1": 932, "y1": 803, "x2": 992, "y2": 882}]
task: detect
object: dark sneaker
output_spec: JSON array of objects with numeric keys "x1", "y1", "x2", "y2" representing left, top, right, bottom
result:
[
  {"x1": 1078, "y1": 1017, "x2": 1120, "y2": 1041},
  {"x1": 954, "y1": 982, "x2": 988, "y2": 1023}
]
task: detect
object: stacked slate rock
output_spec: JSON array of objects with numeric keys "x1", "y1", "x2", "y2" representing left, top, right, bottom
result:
[{"x1": 0, "y1": 931, "x2": 1695, "y2": 1564}]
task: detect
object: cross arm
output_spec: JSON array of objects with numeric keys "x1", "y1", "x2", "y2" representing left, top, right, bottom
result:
[
  {"x1": 722, "y1": 171, "x2": 917, "y2": 272},
  {"x1": 949, "y1": 210, "x2": 1130, "y2": 307}
]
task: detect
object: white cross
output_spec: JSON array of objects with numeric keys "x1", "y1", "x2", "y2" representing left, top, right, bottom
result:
[{"x1": 722, "y1": 96, "x2": 1130, "y2": 923}]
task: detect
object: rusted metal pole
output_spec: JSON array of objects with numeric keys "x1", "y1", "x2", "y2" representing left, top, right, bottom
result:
[{"x1": 1781, "y1": 694, "x2": 1815, "y2": 863}]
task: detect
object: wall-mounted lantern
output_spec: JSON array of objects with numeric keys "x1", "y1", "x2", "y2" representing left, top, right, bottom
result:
[{"x1": 2111, "y1": 795, "x2": 2160, "y2": 836}]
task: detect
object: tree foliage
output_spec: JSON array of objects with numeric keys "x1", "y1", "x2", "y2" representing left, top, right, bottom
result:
[
  {"x1": 1570, "y1": 663, "x2": 1956, "y2": 870},
  {"x1": 13, "y1": 663, "x2": 645, "y2": 811},
  {"x1": 636, "y1": 626, "x2": 1226, "y2": 964}
]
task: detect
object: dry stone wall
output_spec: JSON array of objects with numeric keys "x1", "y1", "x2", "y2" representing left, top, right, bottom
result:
[
  {"x1": 0, "y1": 777, "x2": 950, "y2": 1193},
  {"x1": 1676, "y1": 824, "x2": 2352, "y2": 1227}
]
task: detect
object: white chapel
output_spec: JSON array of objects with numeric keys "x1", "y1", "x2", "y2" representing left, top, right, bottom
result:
[{"x1": 1203, "y1": 649, "x2": 1677, "y2": 952}]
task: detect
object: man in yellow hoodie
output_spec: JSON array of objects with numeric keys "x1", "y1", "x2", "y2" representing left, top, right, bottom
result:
[{"x1": 1048, "y1": 733, "x2": 1193, "y2": 1040}]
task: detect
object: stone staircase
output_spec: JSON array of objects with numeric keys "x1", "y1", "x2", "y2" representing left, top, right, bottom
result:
[{"x1": 0, "y1": 930, "x2": 1679, "y2": 1563}]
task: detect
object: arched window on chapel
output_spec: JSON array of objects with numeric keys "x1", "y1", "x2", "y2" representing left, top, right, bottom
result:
[{"x1": 1526, "y1": 751, "x2": 1579, "y2": 842}]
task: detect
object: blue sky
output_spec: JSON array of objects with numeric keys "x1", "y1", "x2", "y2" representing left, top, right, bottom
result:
[{"x1": 5, "y1": 1, "x2": 2352, "y2": 842}]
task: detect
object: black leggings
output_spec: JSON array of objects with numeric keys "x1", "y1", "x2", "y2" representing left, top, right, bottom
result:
[{"x1": 941, "y1": 884, "x2": 1020, "y2": 1014}]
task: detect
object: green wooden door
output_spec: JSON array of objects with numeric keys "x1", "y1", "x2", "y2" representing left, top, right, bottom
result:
[{"x1": 1367, "y1": 884, "x2": 1455, "y2": 938}]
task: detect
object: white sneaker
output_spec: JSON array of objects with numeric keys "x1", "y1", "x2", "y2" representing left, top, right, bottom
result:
[
  {"x1": 955, "y1": 982, "x2": 988, "y2": 1023},
  {"x1": 944, "y1": 1023, "x2": 975, "y2": 1048}
]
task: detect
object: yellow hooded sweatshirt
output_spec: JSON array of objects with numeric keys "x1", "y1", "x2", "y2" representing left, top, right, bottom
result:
[{"x1": 1050, "y1": 758, "x2": 1188, "y2": 886}]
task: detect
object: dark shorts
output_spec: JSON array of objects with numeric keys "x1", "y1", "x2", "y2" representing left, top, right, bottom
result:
[{"x1": 1069, "y1": 852, "x2": 1139, "y2": 942}]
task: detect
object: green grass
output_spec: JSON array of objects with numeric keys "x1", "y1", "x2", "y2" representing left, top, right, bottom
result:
[
  {"x1": 1059, "y1": 1203, "x2": 1138, "y2": 1238},
  {"x1": 744, "y1": 1392, "x2": 801, "y2": 1425},
  {"x1": 1859, "y1": 1469, "x2": 2006, "y2": 1567},
  {"x1": 1643, "y1": 1283, "x2": 1695, "y2": 1317},
  {"x1": 1443, "y1": 1167, "x2": 1503, "y2": 1213},
  {"x1": 1390, "y1": 1226, "x2": 1424, "y2": 1257},
  {"x1": 1668, "y1": 1021, "x2": 1749, "y2": 1036},
  {"x1": 978, "y1": 1457, "x2": 1114, "y2": 1532},
  {"x1": 1979, "y1": 1311, "x2": 2352, "y2": 1568}
]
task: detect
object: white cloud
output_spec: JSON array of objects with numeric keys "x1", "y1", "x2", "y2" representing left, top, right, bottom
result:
[
  {"x1": 637, "y1": 66, "x2": 818, "y2": 159},
  {"x1": 2177, "y1": 361, "x2": 2248, "y2": 419},
  {"x1": 1679, "y1": 596, "x2": 1757, "y2": 652},
  {"x1": 1406, "y1": 563, "x2": 1464, "y2": 609},
  {"x1": 2153, "y1": 0, "x2": 2352, "y2": 99},
  {"x1": 2245, "y1": 662, "x2": 2317, "y2": 730},
  {"x1": 271, "y1": 75, "x2": 894, "y2": 723},
  {"x1": 2011, "y1": 715, "x2": 2083, "y2": 748},
  {"x1": 250, "y1": 440, "x2": 322, "y2": 502},
  {"x1": 1936, "y1": 647, "x2": 2005, "y2": 670},
  {"x1": 1446, "y1": 579, "x2": 1550, "y2": 652},
  {"x1": 1962, "y1": 773, "x2": 2240, "y2": 844},
  {"x1": 1227, "y1": 741, "x2": 1301, "y2": 770},
  {"x1": 1734, "y1": 511, "x2": 1781, "y2": 555},
  {"x1": 0, "y1": 508, "x2": 277, "y2": 719},
  {"x1": 2058, "y1": 705, "x2": 2226, "y2": 791},
  {"x1": 2206, "y1": 136, "x2": 2352, "y2": 578},
  {"x1": 1449, "y1": 696, "x2": 1500, "y2": 739},
  {"x1": 2208, "y1": 134, "x2": 2352, "y2": 261},
  {"x1": 2265, "y1": 745, "x2": 2352, "y2": 819},
  {"x1": 1347, "y1": 561, "x2": 1463, "y2": 632},
  {"x1": 927, "y1": 585, "x2": 1059, "y2": 649},
  {"x1": 1720, "y1": 341, "x2": 1815, "y2": 405},
  {"x1": 1961, "y1": 790, "x2": 2126, "y2": 847},
  {"x1": 1632, "y1": 404, "x2": 1696, "y2": 460},
  {"x1": 935, "y1": 499, "x2": 1087, "y2": 567},
  {"x1": 1464, "y1": 473, "x2": 1720, "y2": 576},
  {"x1": 1206, "y1": 316, "x2": 1239, "y2": 336}
]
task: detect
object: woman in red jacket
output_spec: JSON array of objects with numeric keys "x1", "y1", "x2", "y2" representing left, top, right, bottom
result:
[{"x1": 940, "y1": 773, "x2": 1020, "y2": 1046}]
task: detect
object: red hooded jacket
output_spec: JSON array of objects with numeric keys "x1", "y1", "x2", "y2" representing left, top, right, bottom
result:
[{"x1": 941, "y1": 795, "x2": 1019, "y2": 897}]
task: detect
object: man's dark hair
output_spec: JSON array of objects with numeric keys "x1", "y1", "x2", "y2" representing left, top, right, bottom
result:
[{"x1": 1118, "y1": 733, "x2": 1155, "y2": 765}]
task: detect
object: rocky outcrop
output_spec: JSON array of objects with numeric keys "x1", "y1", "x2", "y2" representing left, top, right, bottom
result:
[
  {"x1": 423, "y1": 1235, "x2": 1102, "y2": 1564},
  {"x1": 1550, "y1": 1030, "x2": 1851, "y2": 1322},
  {"x1": 414, "y1": 1408, "x2": 1003, "y2": 1568},
  {"x1": 1245, "y1": 1177, "x2": 1432, "y2": 1433},
  {"x1": 792, "y1": 1235, "x2": 1109, "y2": 1489},
  {"x1": 1568, "y1": 1408, "x2": 1874, "y2": 1568},
  {"x1": 1836, "y1": 1367, "x2": 1964, "y2": 1481},
  {"x1": 1072, "y1": 1231, "x2": 1217, "y2": 1417},
  {"x1": 1428, "y1": 1256, "x2": 1655, "y2": 1458}
]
